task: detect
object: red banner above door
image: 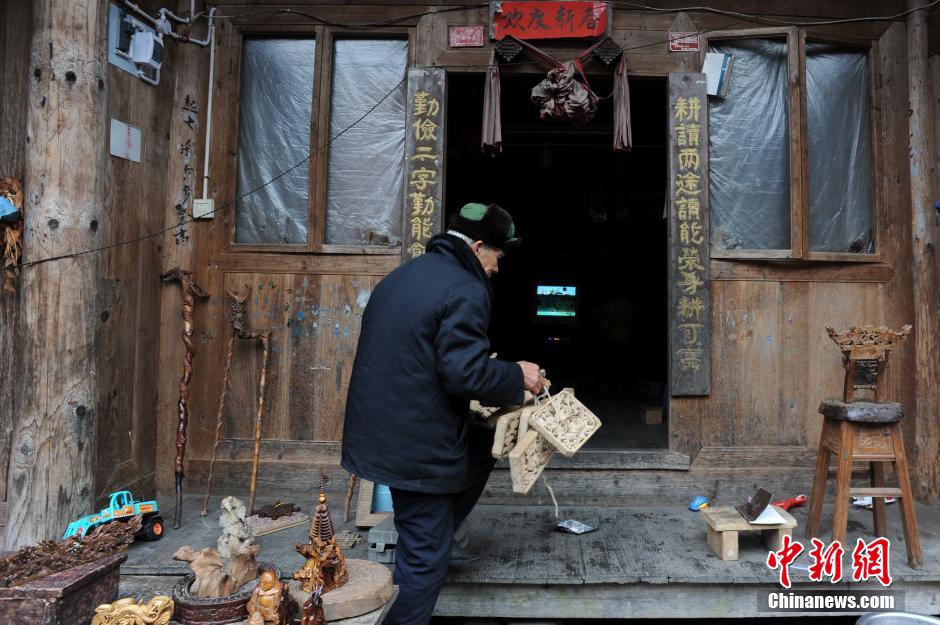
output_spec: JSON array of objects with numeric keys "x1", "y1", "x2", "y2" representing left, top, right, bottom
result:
[{"x1": 490, "y1": 2, "x2": 609, "y2": 40}]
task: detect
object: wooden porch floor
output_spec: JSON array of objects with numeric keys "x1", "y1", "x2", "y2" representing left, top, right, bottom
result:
[{"x1": 120, "y1": 495, "x2": 940, "y2": 620}]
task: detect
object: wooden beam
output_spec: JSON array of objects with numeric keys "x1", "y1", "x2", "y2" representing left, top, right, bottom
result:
[
  {"x1": 0, "y1": 0, "x2": 33, "y2": 508},
  {"x1": 907, "y1": 0, "x2": 940, "y2": 503},
  {"x1": 6, "y1": 0, "x2": 107, "y2": 548}
]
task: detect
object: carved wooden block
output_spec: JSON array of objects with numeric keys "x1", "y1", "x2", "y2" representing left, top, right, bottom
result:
[
  {"x1": 508, "y1": 430, "x2": 554, "y2": 495},
  {"x1": 491, "y1": 406, "x2": 525, "y2": 459},
  {"x1": 526, "y1": 388, "x2": 602, "y2": 457}
]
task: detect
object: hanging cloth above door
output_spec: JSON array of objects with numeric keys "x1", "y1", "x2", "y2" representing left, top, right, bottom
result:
[{"x1": 481, "y1": 36, "x2": 632, "y2": 154}]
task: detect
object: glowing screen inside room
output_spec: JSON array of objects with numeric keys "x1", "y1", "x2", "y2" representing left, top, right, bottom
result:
[{"x1": 535, "y1": 285, "x2": 577, "y2": 317}]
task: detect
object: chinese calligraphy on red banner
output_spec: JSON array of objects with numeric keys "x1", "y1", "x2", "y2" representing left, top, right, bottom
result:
[
  {"x1": 669, "y1": 73, "x2": 710, "y2": 396},
  {"x1": 491, "y1": 1, "x2": 608, "y2": 40},
  {"x1": 402, "y1": 68, "x2": 445, "y2": 261}
]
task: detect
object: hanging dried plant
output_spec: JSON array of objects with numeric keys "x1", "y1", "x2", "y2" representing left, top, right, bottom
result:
[{"x1": 0, "y1": 177, "x2": 24, "y2": 294}]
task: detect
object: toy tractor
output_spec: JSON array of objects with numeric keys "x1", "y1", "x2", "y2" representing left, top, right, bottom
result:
[{"x1": 63, "y1": 490, "x2": 164, "y2": 541}]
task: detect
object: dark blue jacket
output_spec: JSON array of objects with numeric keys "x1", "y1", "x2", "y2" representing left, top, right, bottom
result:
[{"x1": 341, "y1": 233, "x2": 524, "y2": 493}]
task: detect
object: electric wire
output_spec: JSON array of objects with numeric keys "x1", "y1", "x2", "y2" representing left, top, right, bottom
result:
[
  {"x1": 12, "y1": 0, "x2": 934, "y2": 270},
  {"x1": 16, "y1": 74, "x2": 407, "y2": 270}
]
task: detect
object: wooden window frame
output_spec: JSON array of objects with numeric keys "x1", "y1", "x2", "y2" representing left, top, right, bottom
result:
[
  {"x1": 224, "y1": 23, "x2": 414, "y2": 255},
  {"x1": 702, "y1": 28, "x2": 883, "y2": 263}
]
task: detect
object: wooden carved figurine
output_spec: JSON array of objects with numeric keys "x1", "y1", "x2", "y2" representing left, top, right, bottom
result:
[
  {"x1": 247, "y1": 570, "x2": 289, "y2": 625},
  {"x1": 91, "y1": 595, "x2": 175, "y2": 625},
  {"x1": 299, "y1": 582, "x2": 327, "y2": 625},
  {"x1": 826, "y1": 324, "x2": 912, "y2": 402},
  {"x1": 293, "y1": 473, "x2": 349, "y2": 594}
]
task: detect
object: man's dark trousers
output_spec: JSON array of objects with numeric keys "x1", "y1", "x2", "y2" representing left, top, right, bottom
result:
[{"x1": 383, "y1": 477, "x2": 489, "y2": 625}]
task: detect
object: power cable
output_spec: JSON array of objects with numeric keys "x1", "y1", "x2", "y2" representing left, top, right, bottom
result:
[{"x1": 17, "y1": 74, "x2": 407, "y2": 270}]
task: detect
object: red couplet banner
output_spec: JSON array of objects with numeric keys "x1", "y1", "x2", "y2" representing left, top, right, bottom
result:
[{"x1": 491, "y1": 1, "x2": 609, "y2": 40}]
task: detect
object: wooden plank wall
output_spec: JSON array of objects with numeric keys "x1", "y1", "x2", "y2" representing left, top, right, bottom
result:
[
  {"x1": 670, "y1": 20, "x2": 914, "y2": 474},
  {"x1": 93, "y1": 0, "x2": 179, "y2": 505},
  {"x1": 0, "y1": 0, "x2": 33, "y2": 532},
  {"x1": 165, "y1": 3, "x2": 922, "y2": 505}
]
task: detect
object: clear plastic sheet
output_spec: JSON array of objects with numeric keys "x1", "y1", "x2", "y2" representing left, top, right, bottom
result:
[
  {"x1": 235, "y1": 39, "x2": 315, "y2": 244},
  {"x1": 806, "y1": 43, "x2": 875, "y2": 253},
  {"x1": 707, "y1": 39, "x2": 791, "y2": 251},
  {"x1": 325, "y1": 40, "x2": 408, "y2": 246}
]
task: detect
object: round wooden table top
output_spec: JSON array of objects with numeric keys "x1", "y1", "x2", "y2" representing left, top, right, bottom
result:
[{"x1": 289, "y1": 558, "x2": 393, "y2": 621}]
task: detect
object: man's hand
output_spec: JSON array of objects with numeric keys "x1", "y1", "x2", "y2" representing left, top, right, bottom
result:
[{"x1": 517, "y1": 361, "x2": 544, "y2": 394}]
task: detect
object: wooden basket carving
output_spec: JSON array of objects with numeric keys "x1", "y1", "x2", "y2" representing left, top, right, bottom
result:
[{"x1": 526, "y1": 388, "x2": 602, "y2": 457}]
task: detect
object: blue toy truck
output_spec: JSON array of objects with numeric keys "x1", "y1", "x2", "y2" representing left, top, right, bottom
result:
[{"x1": 63, "y1": 490, "x2": 164, "y2": 541}]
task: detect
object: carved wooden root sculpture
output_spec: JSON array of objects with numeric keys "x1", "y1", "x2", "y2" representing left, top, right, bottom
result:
[
  {"x1": 173, "y1": 544, "x2": 260, "y2": 598},
  {"x1": 161, "y1": 267, "x2": 209, "y2": 529},
  {"x1": 203, "y1": 285, "x2": 251, "y2": 516}
]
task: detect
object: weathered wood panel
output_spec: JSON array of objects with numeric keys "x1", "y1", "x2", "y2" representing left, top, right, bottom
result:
[
  {"x1": 7, "y1": 0, "x2": 107, "y2": 548},
  {"x1": 878, "y1": 22, "x2": 919, "y2": 498},
  {"x1": 672, "y1": 280, "x2": 887, "y2": 452},
  {"x1": 907, "y1": 2, "x2": 940, "y2": 503},
  {"x1": 155, "y1": 3, "x2": 213, "y2": 499},
  {"x1": 0, "y1": 0, "x2": 33, "y2": 512},
  {"x1": 181, "y1": 271, "x2": 379, "y2": 479},
  {"x1": 95, "y1": 0, "x2": 177, "y2": 505}
]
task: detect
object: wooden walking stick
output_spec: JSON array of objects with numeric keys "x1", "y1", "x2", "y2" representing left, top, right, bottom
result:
[
  {"x1": 247, "y1": 329, "x2": 272, "y2": 515},
  {"x1": 161, "y1": 267, "x2": 209, "y2": 529},
  {"x1": 202, "y1": 285, "x2": 251, "y2": 516},
  {"x1": 343, "y1": 474, "x2": 358, "y2": 523}
]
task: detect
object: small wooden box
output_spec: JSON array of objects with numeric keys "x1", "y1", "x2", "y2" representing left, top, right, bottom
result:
[
  {"x1": 642, "y1": 405, "x2": 663, "y2": 424},
  {"x1": 700, "y1": 506, "x2": 797, "y2": 561}
]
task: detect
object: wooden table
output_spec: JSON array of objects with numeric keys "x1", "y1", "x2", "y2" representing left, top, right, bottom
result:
[{"x1": 701, "y1": 506, "x2": 797, "y2": 561}]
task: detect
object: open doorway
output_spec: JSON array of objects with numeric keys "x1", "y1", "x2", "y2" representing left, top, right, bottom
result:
[{"x1": 445, "y1": 72, "x2": 669, "y2": 450}]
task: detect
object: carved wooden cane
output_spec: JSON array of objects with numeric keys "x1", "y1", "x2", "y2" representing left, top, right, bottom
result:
[
  {"x1": 161, "y1": 267, "x2": 208, "y2": 529},
  {"x1": 247, "y1": 330, "x2": 272, "y2": 515},
  {"x1": 202, "y1": 285, "x2": 251, "y2": 516}
]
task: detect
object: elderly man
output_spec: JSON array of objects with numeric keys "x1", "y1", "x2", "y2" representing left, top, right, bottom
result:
[{"x1": 342, "y1": 203, "x2": 543, "y2": 625}]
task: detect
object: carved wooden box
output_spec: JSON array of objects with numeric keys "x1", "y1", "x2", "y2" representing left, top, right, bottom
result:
[{"x1": 0, "y1": 553, "x2": 125, "y2": 625}]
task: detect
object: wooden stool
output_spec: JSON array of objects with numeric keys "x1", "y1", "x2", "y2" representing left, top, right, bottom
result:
[
  {"x1": 702, "y1": 506, "x2": 797, "y2": 561},
  {"x1": 805, "y1": 399, "x2": 923, "y2": 569}
]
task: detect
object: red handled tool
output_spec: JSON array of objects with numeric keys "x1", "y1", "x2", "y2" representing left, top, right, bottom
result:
[{"x1": 772, "y1": 494, "x2": 807, "y2": 511}]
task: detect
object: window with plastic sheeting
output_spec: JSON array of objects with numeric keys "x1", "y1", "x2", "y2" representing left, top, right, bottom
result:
[
  {"x1": 806, "y1": 43, "x2": 875, "y2": 255},
  {"x1": 235, "y1": 38, "x2": 315, "y2": 245},
  {"x1": 707, "y1": 38, "x2": 792, "y2": 253},
  {"x1": 704, "y1": 28, "x2": 880, "y2": 261},
  {"x1": 325, "y1": 40, "x2": 408, "y2": 247}
]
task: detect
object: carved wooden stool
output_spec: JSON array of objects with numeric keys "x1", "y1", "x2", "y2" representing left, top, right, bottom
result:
[
  {"x1": 806, "y1": 324, "x2": 921, "y2": 569},
  {"x1": 804, "y1": 400, "x2": 923, "y2": 569}
]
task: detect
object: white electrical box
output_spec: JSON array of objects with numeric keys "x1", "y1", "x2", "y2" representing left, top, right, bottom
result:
[
  {"x1": 108, "y1": 3, "x2": 145, "y2": 77},
  {"x1": 193, "y1": 198, "x2": 215, "y2": 220}
]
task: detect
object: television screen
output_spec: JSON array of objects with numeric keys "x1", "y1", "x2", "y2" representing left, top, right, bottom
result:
[{"x1": 535, "y1": 285, "x2": 577, "y2": 318}]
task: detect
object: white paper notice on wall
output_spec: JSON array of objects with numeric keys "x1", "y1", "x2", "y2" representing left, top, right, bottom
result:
[
  {"x1": 702, "y1": 52, "x2": 734, "y2": 98},
  {"x1": 110, "y1": 118, "x2": 142, "y2": 162}
]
